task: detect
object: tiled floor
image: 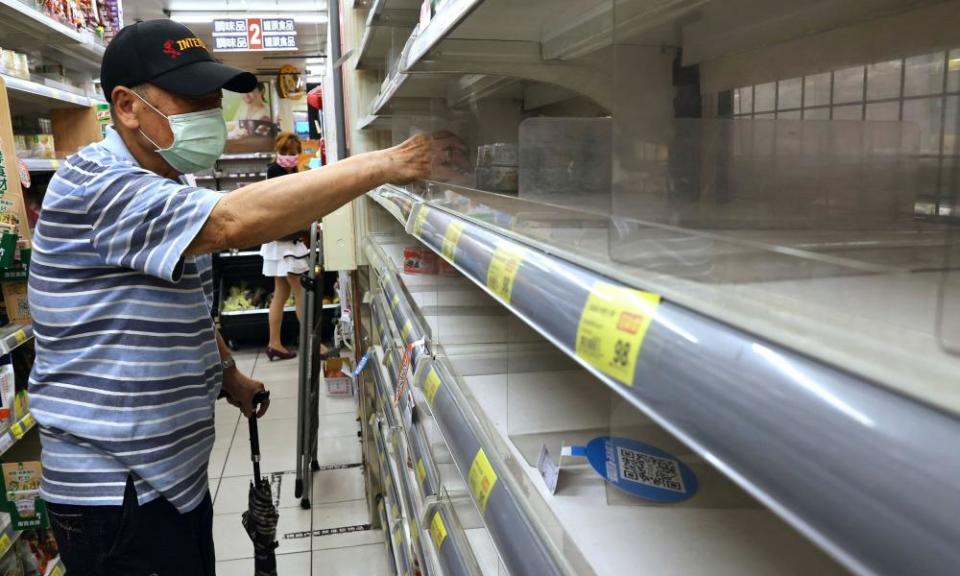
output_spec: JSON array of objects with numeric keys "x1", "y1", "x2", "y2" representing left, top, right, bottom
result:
[{"x1": 212, "y1": 348, "x2": 391, "y2": 575}]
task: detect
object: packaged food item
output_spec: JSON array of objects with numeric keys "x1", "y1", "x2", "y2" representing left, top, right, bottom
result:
[
  {"x1": 0, "y1": 360, "x2": 14, "y2": 432},
  {"x1": 476, "y1": 143, "x2": 518, "y2": 167},
  {"x1": 403, "y1": 246, "x2": 437, "y2": 274},
  {"x1": 15, "y1": 537, "x2": 41, "y2": 576},
  {"x1": 476, "y1": 166, "x2": 519, "y2": 193},
  {"x1": 1, "y1": 284, "x2": 29, "y2": 325},
  {"x1": 17, "y1": 136, "x2": 56, "y2": 160},
  {"x1": 0, "y1": 549, "x2": 23, "y2": 576}
]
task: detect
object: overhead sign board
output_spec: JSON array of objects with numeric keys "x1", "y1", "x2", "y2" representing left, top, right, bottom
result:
[{"x1": 212, "y1": 18, "x2": 298, "y2": 52}]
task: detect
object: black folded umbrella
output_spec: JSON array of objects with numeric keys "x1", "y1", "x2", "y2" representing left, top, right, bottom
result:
[{"x1": 241, "y1": 391, "x2": 279, "y2": 576}]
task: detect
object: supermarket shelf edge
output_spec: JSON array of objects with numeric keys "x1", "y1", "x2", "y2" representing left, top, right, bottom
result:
[{"x1": 366, "y1": 185, "x2": 960, "y2": 576}]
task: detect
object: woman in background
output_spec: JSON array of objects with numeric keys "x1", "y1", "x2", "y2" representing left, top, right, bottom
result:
[{"x1": 260, "y1": 132, "x2": 308, "y2": 360}]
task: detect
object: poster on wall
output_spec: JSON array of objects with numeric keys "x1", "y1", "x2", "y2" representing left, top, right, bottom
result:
[{"x1": 223, "y1": 81, "x2": 279, "y2": 153}]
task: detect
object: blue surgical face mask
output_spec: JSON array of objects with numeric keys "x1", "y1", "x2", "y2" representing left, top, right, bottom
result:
[{"x1": 134, "y1": 91, "x2": 227, "y2": 174}]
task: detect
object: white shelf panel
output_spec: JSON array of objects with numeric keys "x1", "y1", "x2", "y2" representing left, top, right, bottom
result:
[
  {"x1": 220, "y1": 306, "x2": 296, "y2": 317},
  {"x1": 0, "y1": 411, "x2": 38, "y2": 459},
  {"x1": 218, "y1": 250, "x2": 261, "y2": 258},
  {"x1": 2, "y1": 74, "x2": 103, "y2": 108},
  {"x1": 219, "y1": 152, "x2": 274, "y2": 161},
  {"x1": 364, "y1": 186, "x2": 960, "y2": 576},
  {"x1": 21, "y1": 158, "x2": 62, "y2": 172},
  {"x1": 0, "y1": 323, "x2": 33, "y2": 355}
]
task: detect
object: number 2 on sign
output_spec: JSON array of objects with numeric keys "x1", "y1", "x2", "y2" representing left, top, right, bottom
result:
[{"x1": 575, "y1": 283, "x2": 660, "y2": 385}]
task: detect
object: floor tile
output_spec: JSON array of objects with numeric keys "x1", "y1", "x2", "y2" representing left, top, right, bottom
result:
[
  {"x1": 214, "y1": 507, "x2": 312, "y2": 561},
  {"x1": 260, "y1": 396, "x2": 300, "y2": 421},
  {"x1": 311, "y1": 499, "x2": 369, "y2": 531},
  {"x1": 317, "y1": 393, "x2": 358, "y2": 416},
  {"x1": 221, "y1": 435, "x2": 296, "y2": 478},
  {"x1": 216, "y1": 551, "x2": 310, "y2": 574},
  {"x1": 312, "y1": 466, "x2": 366, "y2": 505},
  {"x1": 234, "y1": 413, "x2": 358, "y2": 440},
  {"x1": 209, "y1": 447, "x2": 229, "y2": 479},
  {"x1": 311, "y1": 528, "x2": 385, "y2": 552},
  {"x1": 311, "y1": 544, "x2": 392, "y2": 576}
]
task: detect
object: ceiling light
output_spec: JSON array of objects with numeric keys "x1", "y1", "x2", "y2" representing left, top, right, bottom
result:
[
  {"x1": 168, "y1": 11, "x2": 328, "y2": 24},
  {"x1": 167, "y1": 1, "x2": 328, "y2": 11}
]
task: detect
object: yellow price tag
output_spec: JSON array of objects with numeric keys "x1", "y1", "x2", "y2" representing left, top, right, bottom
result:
[
  {"x1": 440, "y1": 220, "x2": 465, "y2": 261},
  {"x1": 401, "y1": 320, "x2": 412, "y2": 341},
  {"x1": 23, "y1": 413, "x2": 34, "y2": 430},
  {"x1": 575, "y1": 282, "x2": 660, "y2": 385},
  {"x1": 11, "y1": 423, "x2": 24, "y2": 439},
  {"x1": 467, "y1": 448, "x2": 498, "y2": 515},
  {"x1": 486, "y1": 242, "x2": 525, "y2": 304},
  {"x1": 411, "y1": 518, "x2": 419, "y2": 543},
  {"x1": 391, "y1": 504, "x2": 399, "y2": 520},
  {"x1": 0, "y1": 533, "x2": 10, "y2": 557},
  {"x1": 390, "y1": 293, "x2": 400, "y2": 312},
  {"x1": 424, "y1": 368, "x2": 442, "y2": 405},
  {"x1": 50, "y1": 564, "x2": 63, "y2": 576},
  {"x1": 413, "y1": 206, "x2": 430, "y2": 237},
  {"x1": 430, "y1": 511, "x2": 448, "y2": 551},
  {"x1": 416, "y1": 459, "x2": 426, "y2": 486},
  {"x1": 393, "y1": 526, "x2": 401, "y2": 545},
  {"x1": 12, "y1": 330, "x2": 26, "y2": 345}
]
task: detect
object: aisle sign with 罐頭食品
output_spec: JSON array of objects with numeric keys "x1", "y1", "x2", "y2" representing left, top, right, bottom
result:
[{"x1": 212, "y1": 18, "x2": 298, "y2": 52}]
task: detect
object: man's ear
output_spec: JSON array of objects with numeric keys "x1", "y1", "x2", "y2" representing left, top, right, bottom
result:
[{"x1": 110, "y1": 87, "x2": 141, "y2": 131}]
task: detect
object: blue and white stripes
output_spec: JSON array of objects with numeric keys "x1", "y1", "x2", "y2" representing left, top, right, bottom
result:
[{"x1": 28, "y1": 128, "x2": 223, "y2": 513}]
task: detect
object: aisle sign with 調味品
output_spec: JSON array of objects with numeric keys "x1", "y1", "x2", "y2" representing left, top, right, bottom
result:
[{"x1": 212, "y1": 18, "x2": 298, "y2": 52}]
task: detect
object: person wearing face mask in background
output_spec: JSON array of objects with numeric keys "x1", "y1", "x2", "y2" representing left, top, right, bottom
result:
[
  {"x1": 26, "y1": 19, "x2": 435, "y2": 576},
  {"x1": 260, "y1": 131, "x2": 308, "y2": 361}
]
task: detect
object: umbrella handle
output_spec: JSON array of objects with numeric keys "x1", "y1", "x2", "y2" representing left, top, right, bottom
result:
[{"x1": 249, "y1": 390, "x2": 271, "y2": 481}]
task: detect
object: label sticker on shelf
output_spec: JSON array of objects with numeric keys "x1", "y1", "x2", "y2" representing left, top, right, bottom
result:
[
  {"x1": 391, "y1": 504, "x2": 399, "y2": 520},
  {"x1": 468, "y1": 448, "x2": 498, "y2": 515},
  {"x1": 0, "y1": 434, "x2": 13, "y2": 455},
  {"x1": 424, "y1": 368, "x2": 442, "y2": 406},
  {"x1": 486, "y1": 242, "x2": 525, "y2": 304},
  {"x1": 401, "y1": 320, "x2": 412, "y2": 341},
  {"x1": 440, "y1": 220, "x2": 465, "y2": 261},
  {"x1": 575, "y1": 283, "x2": 661, "y2": 386},
  {"x1": 430, "y1": 511, "x2": 448, "y2": 551},
  {"x1": 413, "y1": 206, "x2": 430, "y2": 238},
  {"x1": 390, "y1": 293, "x2": 400, "y2": 312},
  {"x1": 416, "y1": 459, "x2": 426, "y2": 487},
  {"x1": 22, "y1": 413, "x2": 34, "y2": 430},
  {"x1": 0, "y1": 533, "x2": 10, "y2": 557},
  {"x1": 10, "y1": 422, "x2": 24, "y2": 440},
  {"x1": 12, "y1": 330, "x2": 26, "y2": 345},
  {"x1": 49, "y1": 563, "x2": 63, "y2": 576}
]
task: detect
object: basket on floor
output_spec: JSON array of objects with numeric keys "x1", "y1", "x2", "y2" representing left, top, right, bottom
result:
[{"x1": 324, "y1": 358, "x2": 354, "y2": 397}]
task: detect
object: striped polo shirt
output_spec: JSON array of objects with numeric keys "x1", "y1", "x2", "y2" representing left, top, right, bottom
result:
[{"x1": 28, "y1": 127, "x2": 224, "y2": 513}]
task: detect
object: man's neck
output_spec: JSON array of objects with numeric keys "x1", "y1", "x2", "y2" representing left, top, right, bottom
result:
[{"x1": 116, "y1": 126, "x2": 181, "y2": 180}]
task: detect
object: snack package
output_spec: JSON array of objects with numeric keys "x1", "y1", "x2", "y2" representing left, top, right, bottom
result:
[{"x1": 403, "y1": 247, "x2": 437, "y2": 275}]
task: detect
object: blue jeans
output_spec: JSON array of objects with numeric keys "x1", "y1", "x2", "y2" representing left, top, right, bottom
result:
[{"x1": 45, "y1": 476, "x2": 215, "y2": 576}]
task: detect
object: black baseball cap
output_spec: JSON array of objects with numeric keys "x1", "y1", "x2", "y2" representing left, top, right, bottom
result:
[{"x1": 101, "y1": 19, "x2": 258, "y2": 103}]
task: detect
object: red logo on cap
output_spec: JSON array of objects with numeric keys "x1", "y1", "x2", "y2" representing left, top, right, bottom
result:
[{"x1": 163, "y1": 39, "x2": 182, "y2": 59}]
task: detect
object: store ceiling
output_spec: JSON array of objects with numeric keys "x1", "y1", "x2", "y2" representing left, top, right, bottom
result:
[{"x1": 122, "y1": 0, "x2": 328, "y2": 78}]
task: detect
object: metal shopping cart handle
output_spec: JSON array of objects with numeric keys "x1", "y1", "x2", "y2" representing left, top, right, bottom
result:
[{"x1": 249, "y1": 390, "x2": 271, "y2": 481}]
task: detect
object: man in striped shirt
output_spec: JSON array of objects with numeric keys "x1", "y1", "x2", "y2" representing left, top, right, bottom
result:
[{"x1": 28, "y1": 20, "x2": 431, "y2": 576}]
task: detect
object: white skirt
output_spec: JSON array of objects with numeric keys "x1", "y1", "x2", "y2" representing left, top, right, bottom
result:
[{"x1": 261, "y1": 240, "x2": 310, "y2": 277}]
